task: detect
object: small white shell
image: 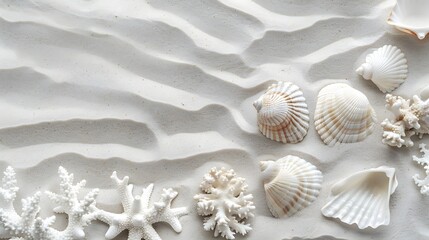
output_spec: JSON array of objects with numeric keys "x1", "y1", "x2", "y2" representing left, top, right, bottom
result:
[
  {"x1": 314, "y1": 83, "x2": 377, "y2": 146},
  {"x1": 260, "y1": 155, "x2": 323, "y2": 218},
  {"x1": 321, "y1": 166, "x2": 398, "y2": 229},
  {"x1": 387, "y1": 0, "x2": 429, "y2": 40},
  {"x1": 356, "y1": 45, "x2": 408, "y2": 93},
  {"x1": 253, "y1": 81, "x2": 310, "y2": 143}
]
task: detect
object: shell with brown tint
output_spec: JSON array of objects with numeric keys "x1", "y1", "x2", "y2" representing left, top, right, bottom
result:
[
  {"x1": 253, "y1": 81, "x2": 310, "y2": 143},
  {"x1": 314, "y1": 83, "x2": 377, "y2": 146},
  {"x1": 260, "y1": 155, "x2": 323, "y2": 218},
  {"x1": 387, "y1": 0, "x2": 429, "y2": 40}
]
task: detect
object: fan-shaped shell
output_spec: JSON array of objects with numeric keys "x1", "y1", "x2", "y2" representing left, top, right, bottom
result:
[
  {"x1": 314, "y1": 83, "x2": 376, "y2": 146},
  {"x1": 260, "y1": 155, "x2": 323, "y2": 218},
  {"x1": 387, "y1": 0, "x2": 429, "y2": 40},
  {"x1": 253, "y1": 81, "x2": 310, "y2": 143},
  {"x1": 321, "y1": 166, "x2": 398, "y2": 229},
  {"x1": 356, "y1": 45, "x2": 408, "y2": 93}
]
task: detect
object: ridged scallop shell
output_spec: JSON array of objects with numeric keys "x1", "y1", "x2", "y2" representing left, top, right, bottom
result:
[
  {"x1": 321, "y1": 166, "x2": 398, "y2": 229},
  {"x1": 260, "y1": 155, "x2": 323, "y2": 218},
  {"x1": 253, "y1": 81, "x2": 310, "y2": 143},
  {"x1": 387, "y1": 0, "x2": 429, "y2": 40},
  {"x1": 356, "y1": 45, "x2": 408, "y2": 93},
  {"x1": 314, "y1": 83, "x2": 376, "y2": 146}
]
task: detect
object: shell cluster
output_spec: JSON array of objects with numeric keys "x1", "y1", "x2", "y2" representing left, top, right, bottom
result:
[
  {"x1": 356, "y1": 45, "x2": 408, "y2": 93},
  {"x1": 314, "y1": 83, "x2": 377, "y2": 146},
  {"x1": 260, "y1": 155, "x2": 323, "y2": 218},
  {"x1": 254, "y1": 81, "x2": 310, "y2": 143},
  {"x1": 321, "y1": 166, "x2": 398, "y2": 229}
]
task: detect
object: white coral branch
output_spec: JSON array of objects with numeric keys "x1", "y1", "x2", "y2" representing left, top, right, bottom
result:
[
  {"x1": 413, "y1": 143, "x2": 429, "y2": 195},
  {"x1": 94, "y1": 171, "x2": 188, "y2": 240},
  {"x1": 0, "y1": 167, "x2": 188, "y2": 240},
  {"x1": 382, "y1": 94, "x2": 429, "y2": 148},
  {"x1": 0, "y1": 166, "x2": 99, "y2": 240},
  {"x1": 0, "y1": 167, "x2": 19, "y2": 204},
  {"x1": 194, "y1": 167, "x2": 255, "y2": 240},
  {"x1": 45, "y1": 167, "x2": 99, "y2": 240}
]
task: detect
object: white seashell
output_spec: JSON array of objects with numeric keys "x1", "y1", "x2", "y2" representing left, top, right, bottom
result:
[
  {"x1": 321, "y1": 166, "x2": 398, "y2": 229},
  {"x1": 356, "y1": 45, "x2": 408, "y2": 93},
  {"x1": 260, "y1": 155, "x2": 323, "y2": 218},
  {"x1": 387, "y1": 0, "x2": 429, "y2": 40},
  {"x1": 314, "y1": 83, "x2": 377, "y2": 146},
  {"x1": 253, "y1": 81, "x2": 310, "y2": 143}
]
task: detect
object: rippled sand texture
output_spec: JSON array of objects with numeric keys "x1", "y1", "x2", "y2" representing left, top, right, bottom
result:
[{"x1": 1, "y1": 0, "x2": 429, "y2": 239}]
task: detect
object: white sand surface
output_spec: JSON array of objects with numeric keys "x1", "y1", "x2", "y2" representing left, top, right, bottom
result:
[{"x1": 0, "y1": 0, "x2": 428, "y2": 239}]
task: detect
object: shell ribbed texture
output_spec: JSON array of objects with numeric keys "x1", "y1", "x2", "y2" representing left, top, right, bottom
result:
[
  {"x1": 357, "y1": 45, "x2": 408, "y2": 93},
  {"x1": 321, "y1": 166, "x2": 398, "y2": 229},
  {"x1": 260, "y1": 155, "x2": 323, "y2": 218},
  {"x1": 254, "y1": 81, "x2": 310, "y2": 143},
  {"x1": 314, "y1": 83, "x2": 376, "y2": 146}
]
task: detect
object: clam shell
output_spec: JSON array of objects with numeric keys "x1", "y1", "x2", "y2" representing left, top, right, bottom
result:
[
  {"x1": 321, "y1": 166, "x2": 398, "y2": 229},
  {"x1": 253, "y1": 81, "x2": 310, "y2": 143},
  {"x1": 314, "y1": 83, "x2": 376, "y2": 146},
  {"x1": 260, "y1": 155, "x2": 323, "y2": 218},
  {"x1": 356, "y1": 45, "x2": 408, "y2": 93},
  {"x1": 387, "y1": 0, "x2": 429, "y2": 40}
]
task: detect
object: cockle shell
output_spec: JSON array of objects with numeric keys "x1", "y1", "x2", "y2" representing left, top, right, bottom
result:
[
  {"x1": 387, "y1": 0, "x2": 429, "y2": 40},
  {"x1": 260, "y1": 155, "x2": 323, "y2": 218},
  {"x1": 253, "y1": 81, "x2": 310, "y2": 143},
  {"x1": 314, "y1": 83, "x2": 376, "y2": 146},
  {"x1": 321, "y1": 166, "x2": 398, "y2": 229},
  {"x1": 356, "y1": 45, "x2": 408, "y2": 93}
]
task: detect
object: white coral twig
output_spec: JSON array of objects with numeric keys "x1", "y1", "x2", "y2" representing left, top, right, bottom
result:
[
  {"x1": 0, "y1": 167, "x2": 188, "y2": 240},
  {"x1": 194, "y1": 167, "x2": 255, "y2": 239},
  {"x1": 413, "y1": 143, "x2": 429, "y2": 195},
  {"x1": 45, "y1": 167, "x2": 99, "y2": 239},
  {"x1": 94, "y1": 171, "x2": 188, "y2": 240},
  {"x1": 0, "y1": 166, "x2": 99, "y2": 240},
  {"x1": 382, "y1": 94, "x2": 429, "y2": 147}
]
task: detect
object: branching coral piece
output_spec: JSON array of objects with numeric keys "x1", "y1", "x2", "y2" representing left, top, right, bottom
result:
[
  {"x1": 94, "y1": 171, "x2": 188, "y2": 240},
  {"x1": 382, "y1": 94, "x2": 429, "y2": 147},
  {"x1": 45, "y1": 167, "x2": 99, "y2": 239},
  {"x1": 413, "y1": 143, "x2": 429, "y2": 195},
  {"x1": 0, "y1": 167, "x2": 188, "y2": 240},
  {"x1": 0, "y1": 166, "x2": 99, "y2": 240},
  {"x1": 194, "y1": 167, "x2": 255, "y2": 240}
]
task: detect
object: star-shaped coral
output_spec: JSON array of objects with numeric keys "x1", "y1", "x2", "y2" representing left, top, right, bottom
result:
[
  {"x1": 413, "y1": 143, "x2": 429, "y2": 195},
  {"x1": 0, "y1": 166, "x2": 99, "y2": 240},
  {"x1": 94, "y1": 171, "x2": 188, "y2": 240},
  {"x1": 194, "y1": 167, "x2": 255, "y2": 240},
  {"x1": 382, "y1": 94, "x2": 429, "y2": 147}
]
